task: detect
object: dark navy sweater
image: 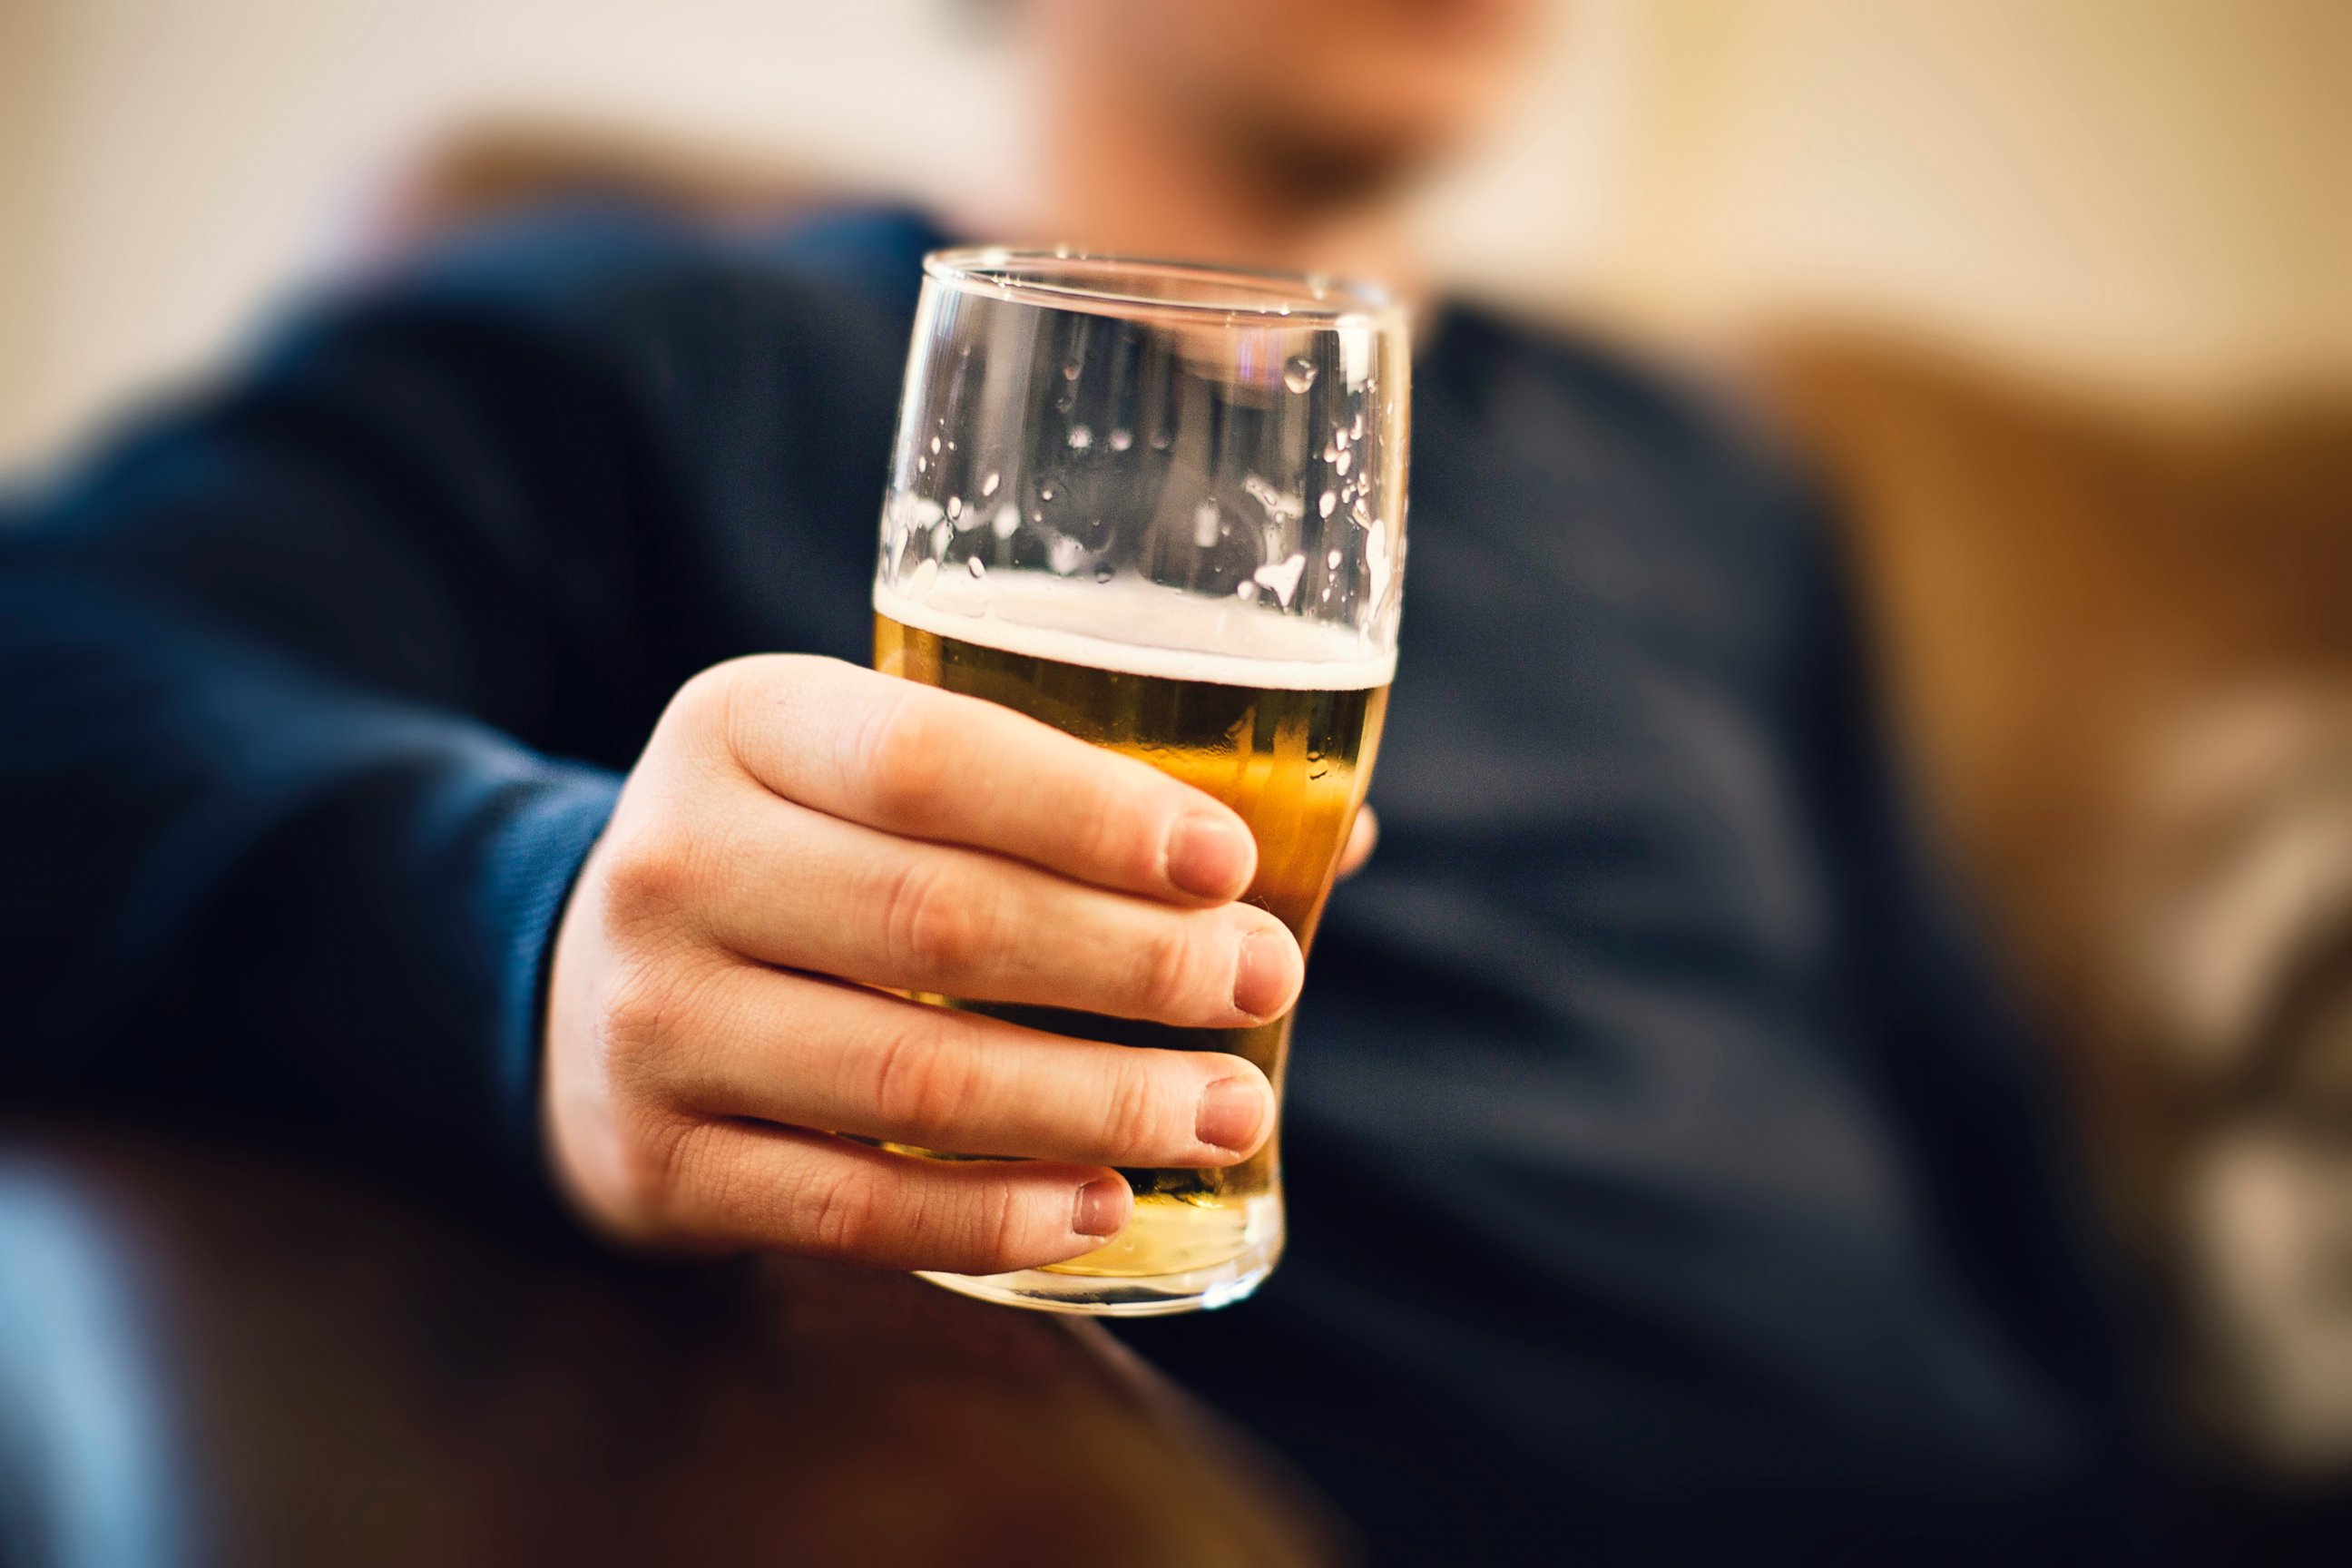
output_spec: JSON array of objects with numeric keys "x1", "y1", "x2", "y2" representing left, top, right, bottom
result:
[{"x1": 0, "y1": 206, "x2": 2147, "y2": 1562}]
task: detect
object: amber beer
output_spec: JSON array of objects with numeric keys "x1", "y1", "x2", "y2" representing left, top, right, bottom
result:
[{"x1": 874, "y1": 575, "x2": 1389, "y2": 1308}]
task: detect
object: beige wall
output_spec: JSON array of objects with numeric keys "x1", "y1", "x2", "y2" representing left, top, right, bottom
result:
[{"x1": 3, "y1": 0, "x2": 2344, "y2": 469}]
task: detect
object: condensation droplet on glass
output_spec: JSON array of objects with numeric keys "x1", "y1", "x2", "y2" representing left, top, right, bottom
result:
[
  {"x1": 1235, "y1": 581, "x2": 1259, "y2": 603},
  {"x1": 993, "y1": 503, "x2": 1019, "y2": 539},
  {"x1": 930, "y1": 436, "x2": 941, "y2": 455},
  {"x1": 1318, "y1": 490, "x2": 1337, "y2": 519},
  {"x1": 1040, "y1": 484, "x2": 1056, "y2": 501},
  {"x1": 930, "y1": 521, "x2": 952, "y2": 556},
  {"x1": 1067, "y1": 425, "x2": 1093, "y2": 451},
  {"x1": 1334, "y1": 426, "x2": 1350, "y2": 450},
  {"x1": 1108, "y1": 427, "x2": 1132, "y2": 451},
  {"x1": 1244, "y1": 474, "x2": 1303, "y2": 524},
  {"x1": 966, "y1": 556, "x2": 986, "y2": 580},
  {"x1": 1252, "y1": 553, "x2": 1307, "y2": 608},
  {"x1": 916, "y1": 456, "x2": 927, "y2": 474},
  {"x1": 1335, "y1": 450, "x2": 1352, "y2": 476},
  {"x1": 1283, "y1": 357, "x2": 1318, "y2": 394},
  {"x1": 1150, "y1": 430, "x2": 1171, "y2": 451},
  {"x1": 906, "y1": 557, "x2": 938, "y2": 599},
  {"x1": 946, "y1": 496, "x2": 962, "y2": 519},
  {"x1": 1327, "y1": 548, "x2": 1342, "y2": 569},
  {"x1": 1193, "y1": 500, "x2": 1221, "y2": 549},
  {"x1": 1063, "y1": 360, "x2": 1081, "y2": 381},
  {"x1": 1047, "y1": 536, "x2": 1086, "y2": 575},
  {"x1": 1094, "y1": 566, "x2": 1114, "y2": 583},
  {"x1": 981, "y1": 470, "x2": 1000, "y2": 496}
]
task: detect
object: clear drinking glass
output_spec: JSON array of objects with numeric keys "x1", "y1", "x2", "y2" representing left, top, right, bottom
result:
[{"x1": 870, "y1": 248, "x2": 1410, "y2": 1315}]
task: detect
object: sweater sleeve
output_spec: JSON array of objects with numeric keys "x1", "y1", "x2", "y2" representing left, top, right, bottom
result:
[{"x1": 0, "y1": 262, "x2": 687, "y2": 1191}]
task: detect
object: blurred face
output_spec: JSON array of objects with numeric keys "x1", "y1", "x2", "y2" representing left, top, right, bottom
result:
[{"x1": 1061, "y1": 0, "x2": 1545, "y2": 197}]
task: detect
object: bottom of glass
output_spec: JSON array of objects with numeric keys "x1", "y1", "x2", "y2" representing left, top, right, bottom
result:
[{"x1": 916, "y1": 1191, "x2": 1284, "y2": 1317}]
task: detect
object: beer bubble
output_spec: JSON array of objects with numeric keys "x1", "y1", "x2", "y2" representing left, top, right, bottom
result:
[{"x1": 1283, "y1": 357, "x2": 1318, "y2": 393}]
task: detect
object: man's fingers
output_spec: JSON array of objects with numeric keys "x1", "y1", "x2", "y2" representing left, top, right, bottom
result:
[
  {"x1": 640, "y1": 964, "x2": 1274, "y2": 1166},
  {"x1": 671, "y1": 787, "x2": 1304, "y2": 1027},
  {"x1": 715, "y1": 655, "x2": 1259, "y2": 903},
  {"x1": 658, "y1": 1119, "x2": 1133, "y2": 1274},
  {"x1": 1336, "y1": 805, "x2": 1378, "y2": 880}
]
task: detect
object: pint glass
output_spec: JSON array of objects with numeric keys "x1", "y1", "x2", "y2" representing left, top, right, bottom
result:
[{"x1": 871, "y1": 249, "x2": 1409, "y2": 1314}]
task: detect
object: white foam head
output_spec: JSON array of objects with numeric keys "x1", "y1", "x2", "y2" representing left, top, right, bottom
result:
[{"x1": 873, "y1": 572, "x2": 1396, "y2": 691}]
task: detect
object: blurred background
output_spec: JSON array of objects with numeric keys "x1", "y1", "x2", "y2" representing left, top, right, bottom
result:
[{"x1": 2, "y1": 0, "x2": 2347, "y2": 1555}]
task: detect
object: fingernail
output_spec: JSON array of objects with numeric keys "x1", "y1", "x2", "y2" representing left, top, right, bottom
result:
[
  {"x1": 1164, "y1": 813, "x2": 1254, "y2": 899},
  {"x1": 1195, "y1": 1076, "x2": 1269, "y2": 1153},
  {"x1": 1073, "y1": 1176, "x2": 1131, "y2": 1238},
  {"x1": 1230, "y1": 928, "x2": 1298, "y2": 1021}
]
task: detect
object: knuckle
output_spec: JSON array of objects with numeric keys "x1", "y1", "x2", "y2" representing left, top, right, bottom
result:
[
  {"x1": 803, "y1": 1162, "x2": 887, "y2": 1259},
  {"x1": 600, "y1": 1107, "x2": 711, "y2": 1237},
  {"x1": 597, "y1": 820, "x2": 700, "y2": 922},
  {"x1": 1134, "y1": 919, "x2": 1208, "y2": 1017},
  {"x1": 1099, "y1": 1056, "x2": 1171, "y2": 1158},
  {"x1": 971, "y1": 1180, "x2": 1029, "y2": 1270},
  {"x1": 597, "y1": 955, "x2": 683, "y2": 1072},
  {"x1": 862, "y1": 1025, "x2": 974, "y2": 1147},
  {"x1": 880, "y1": 858, "x2": 991, "y2": 978},
  {"x1": 856, "y1": 689, "x2": 956, "y2": 826},
  {"x1": 1072, "y1": 772, "x2": 1149, "y2": 882},
  {"x1": 670, "y1": 658, "x2": 756, "y2": 747}
]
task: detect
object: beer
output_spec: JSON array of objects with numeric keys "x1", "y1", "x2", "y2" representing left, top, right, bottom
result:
[{"x1": 874, "y1": 573, "x2": 1389, "y2": 1307}]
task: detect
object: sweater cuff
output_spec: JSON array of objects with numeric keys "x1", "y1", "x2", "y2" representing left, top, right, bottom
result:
[{"x1": 476, "y1": 760, "x2": 623, "y2": 1191}]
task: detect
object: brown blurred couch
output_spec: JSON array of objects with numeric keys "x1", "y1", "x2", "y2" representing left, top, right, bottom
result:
[{"x1": 1768, "y1": 336, "x2": 2352, "y2": 1501}]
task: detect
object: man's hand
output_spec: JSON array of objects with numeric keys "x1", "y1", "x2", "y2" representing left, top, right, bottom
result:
[{"x1": 544, "y1": 655, "x2": 1311, "y2": 1276}]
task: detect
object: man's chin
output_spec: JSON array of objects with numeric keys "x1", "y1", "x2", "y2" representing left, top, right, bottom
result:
[{"x1": 1240, "y1": 122, "x2": 1452, "y2": 210}]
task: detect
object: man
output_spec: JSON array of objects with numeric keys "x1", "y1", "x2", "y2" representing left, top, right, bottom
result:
[{"x1": 0, "y1": 0, "x2": 2151, "y2": 1558}]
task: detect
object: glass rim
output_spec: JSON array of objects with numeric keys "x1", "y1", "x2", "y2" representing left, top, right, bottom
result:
[{"x1": 922, "y1": 245, "x2": 1408, "y2": 328}]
